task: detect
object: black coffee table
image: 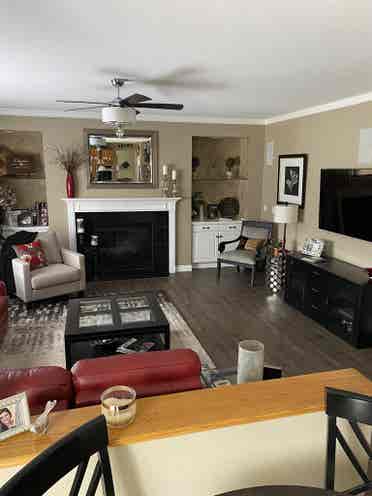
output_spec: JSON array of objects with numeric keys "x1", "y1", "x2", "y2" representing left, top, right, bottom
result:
[{"x1": 64, "y1": 291, "x2": 170, "y2": 369}]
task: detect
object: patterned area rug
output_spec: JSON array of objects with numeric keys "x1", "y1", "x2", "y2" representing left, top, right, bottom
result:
[{"x1": 0, "y1": 290, "x2": 215, "y2": 370}]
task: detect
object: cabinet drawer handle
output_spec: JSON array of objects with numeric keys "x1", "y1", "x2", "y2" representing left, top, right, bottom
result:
[
  {"x1": 202, "y1": 226, "x2": 210, "y2": 230},
  {"x1": 228, "y1": 226, "x2": 237, "y2": 229},
  {"x1": 311, "y1": 271, "x2": 320, "y2": 277},
  {"x1": 311, "y1": 288, "x2": 320, "y2": 293},
  {"x1": 311, "y1": 304, "x2": 320, "y2": 311}
]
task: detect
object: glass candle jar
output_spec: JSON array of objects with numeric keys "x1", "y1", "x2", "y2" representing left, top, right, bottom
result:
[{"x1": 101, "y1": 386, "x2": 136, "y2": 428}]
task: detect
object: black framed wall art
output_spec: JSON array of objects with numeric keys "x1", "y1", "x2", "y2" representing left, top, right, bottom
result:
[{"x1": 277, "y1": 154, "x2": 307, "y2": 208}]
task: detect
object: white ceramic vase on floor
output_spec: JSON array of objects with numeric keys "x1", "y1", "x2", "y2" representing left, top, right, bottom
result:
[{"x1": 237, "y1": 340, "x2": 264, "y2": 384}]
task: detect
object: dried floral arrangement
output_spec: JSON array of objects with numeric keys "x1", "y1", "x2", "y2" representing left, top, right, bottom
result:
[{"x1": 52, "y1": 146, "x2": 87, "y2": 173}]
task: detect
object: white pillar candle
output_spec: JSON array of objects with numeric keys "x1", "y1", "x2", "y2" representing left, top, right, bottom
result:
[
  {"x1": 171, "y1": 169, "x2": 177, "y2": 180},
  {"x1": 101, "y1": 386, "x2": 137, "y2": 428},
  {"x1": 237, "y1": 340, "x2": 264, "y2": 384},
  {"x1": 101, "y1": 397, "x2": 136, "y2": 428},
  {"x1": 162, "y1": 164, "x2": 168, "y2": 175}
]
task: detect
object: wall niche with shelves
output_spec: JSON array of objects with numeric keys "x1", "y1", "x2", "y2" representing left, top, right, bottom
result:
[
  {"x1": 192, "y1": 136, "x2": 250, "y2": 218},
  {"x1": 0, "y1": 130, "x2": 47, "y2": 209}
]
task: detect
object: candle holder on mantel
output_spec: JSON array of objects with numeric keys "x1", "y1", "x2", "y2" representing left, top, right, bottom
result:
[
  {"x1": 160, "y1": 164, "x2": 171, "y2": 197},
  {"x1": 170, "y1": 177, "x2": 178, "y2": 197},
  {"x1": 169, "y1": 169, "x2": 178, "y2": 197}
]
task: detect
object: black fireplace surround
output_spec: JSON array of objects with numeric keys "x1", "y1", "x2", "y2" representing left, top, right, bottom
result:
[{"x1": 75, "y1": 211, "x2": 169, "y2": 280}]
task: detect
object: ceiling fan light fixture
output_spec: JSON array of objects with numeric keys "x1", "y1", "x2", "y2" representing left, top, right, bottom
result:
[{"x1": 101, "y1": 107, "x2": 137, "y2": 137}]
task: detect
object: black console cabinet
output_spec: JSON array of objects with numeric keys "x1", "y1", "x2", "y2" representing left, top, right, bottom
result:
[{"x1": 285, "y1": 253, "x2": 372, "y2": 348}]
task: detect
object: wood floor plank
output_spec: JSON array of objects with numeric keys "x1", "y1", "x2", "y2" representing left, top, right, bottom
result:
[{"x1": 90, "y1": 268, "x2": 372, "y2": 379}]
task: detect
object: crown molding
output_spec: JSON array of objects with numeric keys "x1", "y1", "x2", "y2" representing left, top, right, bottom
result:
[
  {"x1": 2, "y1": 90, "x2": 372, "y2": 126},
  {"x1": 265, "y1": 91, "x2": 372, "y2": 125},
  {"x1": 0, "y1": 107, "x2": 265, "y2": 125}
]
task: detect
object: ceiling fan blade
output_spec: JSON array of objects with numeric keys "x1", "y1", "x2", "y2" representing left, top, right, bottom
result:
[
  {"x1": 134, "y1": 103, "x2": 184, "y2": 110},
  {"x1": 63, "y1": 106, "x2": 106, "y2": 112},
  {"x1": 120, "y1": 93, "x2": 152, "y2": 105},
  {"x1": 56, "y1": 99, "x2": 110, "y2": 105}
]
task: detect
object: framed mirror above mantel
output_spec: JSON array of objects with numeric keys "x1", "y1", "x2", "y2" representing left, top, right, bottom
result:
[{"x1": 85, "y1": 129, "x2": 158, "y2": 189}]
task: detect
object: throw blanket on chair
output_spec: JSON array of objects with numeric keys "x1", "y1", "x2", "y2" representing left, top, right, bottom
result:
[{"x1": 0, "y1": 231, "x2": 37, "y2": 294}]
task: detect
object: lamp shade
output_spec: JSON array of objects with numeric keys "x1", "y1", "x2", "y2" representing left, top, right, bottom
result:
[
  {"x1": 272, "y1": 204, "x2": 298, "y2": 224},
  {"x1": 101, "y1": 107, "x2": 136, "y2": 124}
]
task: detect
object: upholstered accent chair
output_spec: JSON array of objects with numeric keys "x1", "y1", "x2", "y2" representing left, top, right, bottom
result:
[
  {"x1": 217, "y1": 220, "x2": 273, "y2": 287},
  {"x1": 12, "y1": 230, "x2": 86, "y2": 303}
]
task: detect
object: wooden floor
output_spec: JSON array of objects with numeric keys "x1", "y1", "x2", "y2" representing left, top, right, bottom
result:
[{"x1": 91, "y1": 268, "x2": 372, "y2": 380}]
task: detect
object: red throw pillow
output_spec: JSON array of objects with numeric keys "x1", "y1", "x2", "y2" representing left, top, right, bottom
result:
[{"x1": 14, "y1": 240, "x2": 48, "y2": 271}]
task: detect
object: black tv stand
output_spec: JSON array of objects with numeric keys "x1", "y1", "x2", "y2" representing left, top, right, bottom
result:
[{"x1": 285, "y1": 252, "x2": 372, "y2": 348}]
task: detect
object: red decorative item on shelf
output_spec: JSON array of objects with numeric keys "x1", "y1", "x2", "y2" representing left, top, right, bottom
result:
[
  {"x1": 366, "y1": 268, "x2": 372, "y2": 279},
  {"x1": 66, "y1": 173, "x2": 74, "y2": 198}
]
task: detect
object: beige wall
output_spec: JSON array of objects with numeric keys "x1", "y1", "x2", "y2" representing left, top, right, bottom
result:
[
  {"x1": 262, "y1": 101, "x2": 372, "y2": 267},
  {"x1": 0, "y1": 116, "x2": 265, "y2": 266}
]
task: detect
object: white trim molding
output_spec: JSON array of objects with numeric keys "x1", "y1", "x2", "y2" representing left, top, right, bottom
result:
[
  {"x1": 192, "y1": 263, "x2": 238, "y2": 269},
  {"x1": 265, "y1": 91, "x2": 372, "y2": 125},
  {"x1": 62, "y1": 197, "x2": 181, "y2": 274},
  {"x1": 176, "y1": 265, "x2": 192, "y2": 272},
  {"x1": 0, "y1": 107, "x2": 265, "y2": 125},
  {"x1": 3, "y1": 90, "x2": 372, "y2": 127}
]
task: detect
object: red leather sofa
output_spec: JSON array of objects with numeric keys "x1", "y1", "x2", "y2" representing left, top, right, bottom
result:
[
  {"x1": 0, "y1": 349, "x2": 203, "y2": 415},
  {"x1": 0, "y1": 366, "x2": 73, "y2": 414},
  {"x1": 72, "y1": 349, "x2": 203, "y2": 408},
  {"x1": 0, "y1": 280, "x2": 8, "y2": 345}
]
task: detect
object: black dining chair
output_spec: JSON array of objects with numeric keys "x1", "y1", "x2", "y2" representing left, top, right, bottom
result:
[
  {"x1": 0, "y1": 415, "x2": 115, "y2": 496},
  {"x1": 325, "y1": 387, "x2": 372, "y2": 495},
  {"x1": 216, "y1": 387, "x2": 372, "y2": 496}
]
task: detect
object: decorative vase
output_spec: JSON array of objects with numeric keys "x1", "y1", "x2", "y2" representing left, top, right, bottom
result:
[
  {"x1": 66, "y1": 173, "x2": 74, "y2": 198},
  {"x1": 226, "y1": 170, "x2": 233, "y2": 179},
  {"x1": 237, "y1": 340, "x2": 264, "y2": 384}
]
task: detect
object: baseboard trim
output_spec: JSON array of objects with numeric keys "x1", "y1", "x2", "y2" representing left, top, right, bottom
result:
[
  {"x1": 192, "y1": 263, "x2": 234, "y2": 269},
  {"x1": 176, "y1": 265, "x2": 192, "y2": 272}
]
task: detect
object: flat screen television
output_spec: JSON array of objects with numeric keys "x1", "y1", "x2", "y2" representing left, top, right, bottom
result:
[{"x1": 319, "y1": 168, "x2": 372, "y2": 242}]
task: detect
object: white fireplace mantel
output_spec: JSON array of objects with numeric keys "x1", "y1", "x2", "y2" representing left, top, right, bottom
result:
[{"x1": 63, "y1": 197, "x2": 181, "y2": 274}]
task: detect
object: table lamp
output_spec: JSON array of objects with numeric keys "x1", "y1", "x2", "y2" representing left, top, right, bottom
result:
[{"x1": 272, "y1": 204, "x2": 298, "y2": 250}]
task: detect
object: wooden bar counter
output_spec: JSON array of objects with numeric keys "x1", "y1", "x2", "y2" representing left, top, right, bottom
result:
[{"x1": 0, "y1": 368, "x2": 371, "y2": 470}]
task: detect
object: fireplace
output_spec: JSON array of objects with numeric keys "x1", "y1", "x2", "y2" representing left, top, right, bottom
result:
[
  {"x1": 76, "y1": 211, "x2": 169, "y2": 280},
  {"x1": 64, "y1": 197, "x2": 180, "y2": 274}
]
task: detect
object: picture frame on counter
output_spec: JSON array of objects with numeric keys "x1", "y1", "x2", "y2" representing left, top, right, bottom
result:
[{"x1": 0, "y1": 392, "x2": 31, "y2": 441}]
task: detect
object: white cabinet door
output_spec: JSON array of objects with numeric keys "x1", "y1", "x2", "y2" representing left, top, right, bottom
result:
[
  {"x1": 192, "y1": 222, "x2": 242, "y2": 264},
  {"x1": 218, "y1": 224, "x2": 241, "y2": 252},
  {"x1": 192, "y1": 227, "x2": 216, "y2": 263}
]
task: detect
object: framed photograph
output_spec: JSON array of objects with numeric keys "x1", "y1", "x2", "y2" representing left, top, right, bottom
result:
[
  {"x1": 0, "y1": 392, "x2": 31, "y2": 441},
  {"x1": 277, "y1": 154, "x2": 307, "y2": 208}
]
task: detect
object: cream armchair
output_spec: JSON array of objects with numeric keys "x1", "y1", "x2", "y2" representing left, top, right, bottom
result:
[{"x1": 12, "y1": 231, "x2": 86, "y2": 303}]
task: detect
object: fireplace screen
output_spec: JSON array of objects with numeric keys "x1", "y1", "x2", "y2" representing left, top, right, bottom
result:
[
  {"x1": 100, "y1": 225, "x2": 154, "y2": 272},
  {"x1": 76, "y1": 211, "x2": 168, "y2": 280}
]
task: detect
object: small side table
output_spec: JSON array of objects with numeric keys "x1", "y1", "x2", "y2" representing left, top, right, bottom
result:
[{"x1": 266, "y1": 250, "x2": 287, "y2": 294}]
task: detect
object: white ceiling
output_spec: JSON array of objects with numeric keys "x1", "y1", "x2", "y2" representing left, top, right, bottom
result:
[{"x1": 2, "y1": 0, "x2": 372, "y2": 122}]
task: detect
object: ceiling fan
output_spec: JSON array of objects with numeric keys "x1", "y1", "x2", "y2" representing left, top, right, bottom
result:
[{"x1": 57, "y1": 78, "x2": 184, "y2": 137}]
